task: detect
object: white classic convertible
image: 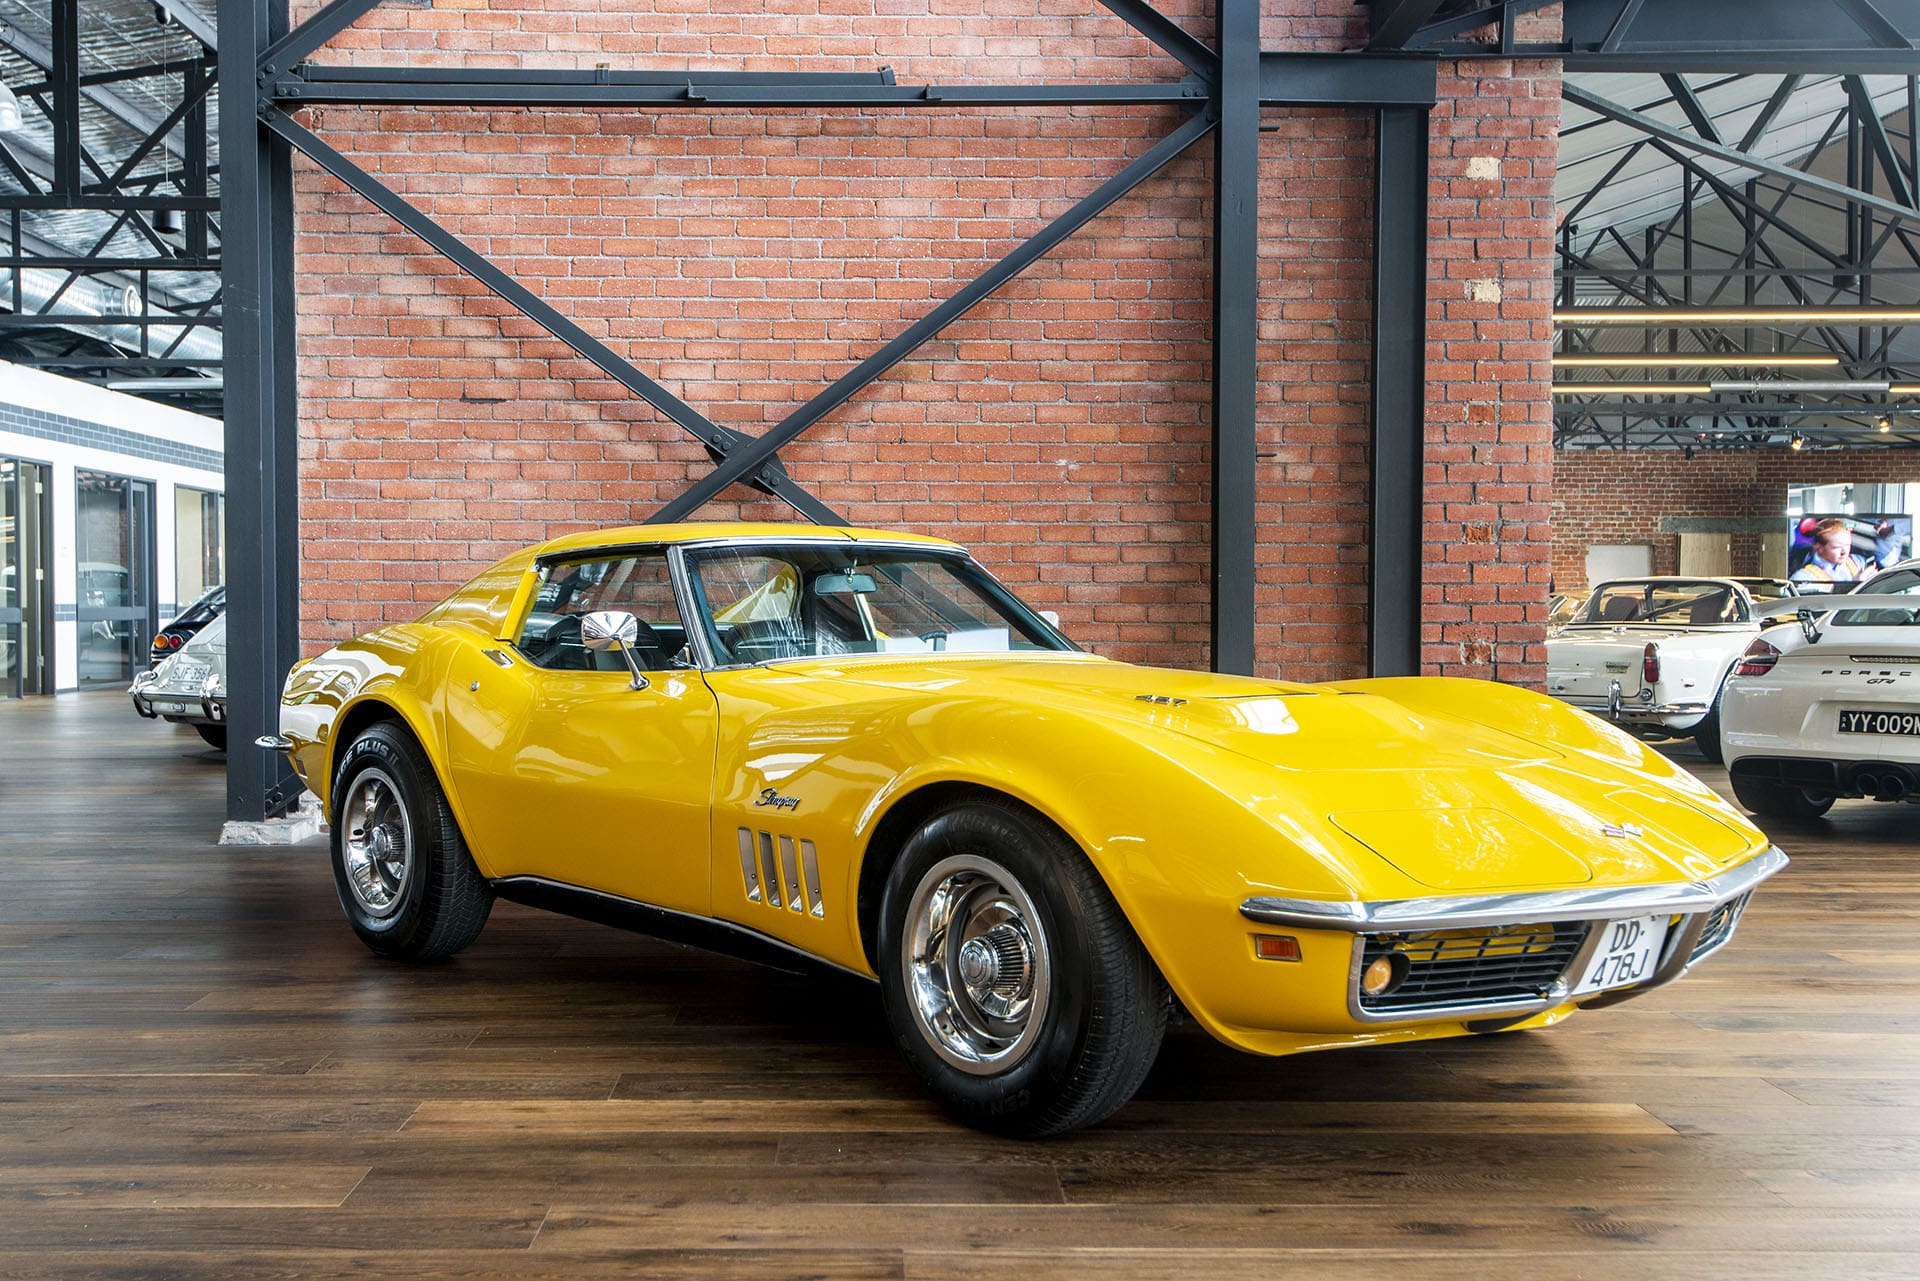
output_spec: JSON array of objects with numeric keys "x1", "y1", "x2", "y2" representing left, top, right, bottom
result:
[
  {"x1": 1545, "y1": 577, "x2": 1798, "y2": 762},
  {"x1": 1723, "y1": 559, "x2": 1920, "y2": 817}
]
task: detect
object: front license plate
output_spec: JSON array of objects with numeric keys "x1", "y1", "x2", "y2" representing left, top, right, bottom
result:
[
  {"x1": 1838, "y1": 709, "x2": 1920, "y2": 736},
  {"x1": 1571, "y1": 914, "x2": 1670, "y2": 996}
]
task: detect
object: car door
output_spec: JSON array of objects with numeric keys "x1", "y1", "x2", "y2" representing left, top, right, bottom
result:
[{"x1": 441, "y1": 549, "x2": 717, "y2": 916}]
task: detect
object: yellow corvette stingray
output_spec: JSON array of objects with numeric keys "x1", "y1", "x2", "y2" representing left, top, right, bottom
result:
[{"x1": 265, "y1": 524, "x2": 1785, "y2": 1136}]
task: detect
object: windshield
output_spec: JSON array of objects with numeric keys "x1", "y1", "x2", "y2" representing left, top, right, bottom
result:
[
  {"x1": 1733, "y1": 578, "x2": 1794, "y2": 601},
  {"x1": 1571, "y1": 581, "x2": 1749, "y2": 627},
  {"x1": 683, "y1": 544, "x2": 1075, "y2": 665},
  {"x1": 1831, "y1": 567, "x2": 1920, "y2": 626},
  {"x1": 173, "y1": 585, "x2": 226, "y2": 627}
]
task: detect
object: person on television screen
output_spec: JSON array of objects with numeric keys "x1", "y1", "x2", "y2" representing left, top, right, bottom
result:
[
  {"x1": 1791, "y1": 517, "x2": 1875, "y2": 590},
  {"x1": 1874, "y1": 518, "x2": 1910, "y2": 569}
]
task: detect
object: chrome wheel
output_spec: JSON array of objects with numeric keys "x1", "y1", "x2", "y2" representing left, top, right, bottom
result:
[
  {"x1": 901, "y1": 853, "x2": 1051, "y2": 1074},
  {"x1": 341, "y1": 767, "x2": 411, "y2": 919}
]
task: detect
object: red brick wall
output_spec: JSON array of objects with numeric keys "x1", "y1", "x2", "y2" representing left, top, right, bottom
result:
[
  {"x1": 289, "y1": 1, "x2": 1562, "y2": 687},
  {"x1": 1553, "y1": 451, "x2": 1920, "y2": 591}
]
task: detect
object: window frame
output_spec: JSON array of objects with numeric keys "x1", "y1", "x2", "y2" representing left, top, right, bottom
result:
[
  {"x1": 511, "y1": 545, "x2": 696, "y2": 675},
  {"x1": 514, "y1": 536, "x2": 1076, "y2": 673}
]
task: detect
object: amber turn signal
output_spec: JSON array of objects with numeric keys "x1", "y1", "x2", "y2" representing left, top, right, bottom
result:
[{"x1": 1253, "y1": 934, "x2": 1301, "y2": 962}]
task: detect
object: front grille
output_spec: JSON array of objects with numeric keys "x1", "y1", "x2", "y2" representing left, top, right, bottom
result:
[
  {"x1": 1359, "y1": 922, "x2": 1588, "y2": 1014},
  {"x1": 1690, "y1": 892, "x2": 1750, "y2": 963}
]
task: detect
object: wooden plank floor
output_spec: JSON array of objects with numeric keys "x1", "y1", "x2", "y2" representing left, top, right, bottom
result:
[{"x1": 3, "y1": 690, "x2": 1918, "y2": 1277}]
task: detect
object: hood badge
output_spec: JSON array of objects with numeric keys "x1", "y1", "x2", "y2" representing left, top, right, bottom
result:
[
  {"x1": 754, "y1": 788, "x2": 800, "y2": 812},
  {"x1": 1601, "y1": 823, "x2": 1644, "y2": 840},
  {"x1": 1135, "y1": 694, "x2": 1188, "y2": 708}
]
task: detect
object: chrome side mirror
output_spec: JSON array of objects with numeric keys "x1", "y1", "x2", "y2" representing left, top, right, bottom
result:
[{"x1": 579, "y1": 610, "x2": 650, "y2": 690}]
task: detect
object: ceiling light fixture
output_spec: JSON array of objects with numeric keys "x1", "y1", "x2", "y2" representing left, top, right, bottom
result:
[
  {"x1": 1556, "y1": 308, "x2": 1920, "y2": 325},
  {"x1": 1790, "y1": 433, "x2": 1806, "y2": 450},
  {"x1": 1551, "y1": 355, "x2": 1841, "y2": 367},
  {"x1": 1552, "y1": 381, "x2": 1910, "y2": 396},
  {"x1": 0, "y1": 84, "x2": 21, "y2": 134},
  {"x1": 1879, "y1": 416, "x2": 1894, "y2": 433}
]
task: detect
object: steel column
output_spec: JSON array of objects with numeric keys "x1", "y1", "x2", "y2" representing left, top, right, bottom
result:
[
  {"x1": 1369, "y1": 107, "x2": 1428, "y2": 679},
  {"x1": 221, "y1": 0, "x2": 302, "y2": 820},
  {"x1": 1210, "y1": 0, "x2": 1258, "y2": 676}
]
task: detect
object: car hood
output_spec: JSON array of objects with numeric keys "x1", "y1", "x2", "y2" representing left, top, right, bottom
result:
[{"x1": 800, "y1": 654, "x2": 1759, "y2": 892}]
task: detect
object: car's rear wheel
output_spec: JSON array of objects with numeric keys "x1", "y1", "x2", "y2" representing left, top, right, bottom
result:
[
  {"x1": 1692, "y1": 689, "x2": 1725, "y2": 764},
  {"x1": 875, "y1": 798, "x2": 1168, "y2": 1138},
  {"x1": 330, "y1": 722, "x2": 492, "y2": 961},
  {"x1": 193, "y1": 723, "x2": 227, "y2": 750},
  {"x1": 1730, "y1": 773, "x2": 1836, "y2": 820}
]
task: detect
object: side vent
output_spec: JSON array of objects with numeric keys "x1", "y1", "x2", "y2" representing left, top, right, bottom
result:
[{"x1": 737, "y1": 827, "x2": 824, "y2": 918}]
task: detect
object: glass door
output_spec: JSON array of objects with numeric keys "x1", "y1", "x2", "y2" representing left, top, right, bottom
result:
[
  {"x1": 0, "y1": 460, "x2": 51, "y2": 698},
  {"x1": 74, "y1": 469, "x2": 156, "y2": 686}
]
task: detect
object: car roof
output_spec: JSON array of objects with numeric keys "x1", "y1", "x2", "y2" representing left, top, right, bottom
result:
[{"x1": 529, "y1": 522, "x2": 961, "y2": 559}]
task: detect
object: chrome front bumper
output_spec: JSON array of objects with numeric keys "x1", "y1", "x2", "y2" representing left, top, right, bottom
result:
[{"x1": 1240, "y1": 846, "x2": 1789, "y2": 1025}]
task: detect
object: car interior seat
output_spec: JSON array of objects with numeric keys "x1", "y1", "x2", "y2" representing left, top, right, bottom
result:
[{"x1": 1688, "y1": 592, "x2": 1732, "y2": 626}]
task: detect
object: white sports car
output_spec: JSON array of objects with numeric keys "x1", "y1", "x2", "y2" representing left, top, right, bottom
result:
[
  {"x1": 1723, "y1": 558, "x2": 1920, "y2": 818},
  {"x1": 1545, "y1": 577, "x2": 1799, "y2": 762}
]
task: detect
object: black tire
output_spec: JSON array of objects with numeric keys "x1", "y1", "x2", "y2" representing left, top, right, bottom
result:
[
  {"x1": 330, "y1": 721, "x2": 492, "y2": 961},
  {"x1": 193, "y1": 723, "x2": 227, "y2": 750},
  {"x1": 1730, "y1": 772, "x2": 1835, "y2": 820},
  {"x1": 875, "y1": 797, "x2": 1168, "y2": 1138},
  {"x1": 1692, "y1": 689, "x2": 1724, "y2": 764}
]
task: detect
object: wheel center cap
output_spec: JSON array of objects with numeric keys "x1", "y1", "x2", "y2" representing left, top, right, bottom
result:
[{"x1": 958, "y1": 937, "x2": 997, "y2": 988}]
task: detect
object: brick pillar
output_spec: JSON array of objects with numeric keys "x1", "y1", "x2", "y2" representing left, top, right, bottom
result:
[{"x1": 1421, "y1": 41, "x2": 1562, "y2": 686}]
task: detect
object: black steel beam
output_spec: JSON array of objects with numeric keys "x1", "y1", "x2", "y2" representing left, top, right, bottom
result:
[
  {"x1": 222, "y1": 0, "x2": 303, "y2": 821},
  {"x1": 1563, "y1": 50, "x2": 1920, "y2": 73},
  {"x1": 1259, "y1": 54, "x2": 1437, "y2": 107},
  {"x1": 1846, "y1": 75, "x2": 1917, "y2": 208},
  {"x1": 1835, "y1": 0, "x2": 1916, "y2": 48},
  {"x1": 256, "y1": 0, "x2": 386, "y2": 81},
  {"x1": 0, "y1": 194, "x2": 221, "y2": 211},
  {"x1": 1093, "y1": 0, "x2": 1218, "y2": 78},
  {"x1": 91, "y1": 67, "x2": 217, "y2": 195},
  {"x1": 261, "y1": 106, "x2": 836, "y2": 523},
  {"x1": 647, "y1": 107, "x2": 1218, "y2": 526},
  {"x1": 1211, "y1": 0, "x2": 1258, "y2": 677},
  {"x1": 271, "y1": 74, "x2": 1205, "y2": 109},
  {"x1": 1370, "y1": 106, "x2": 1428, "y2": 679},
  {"x1": 1661, "y1": 73, "x2": 1721, "y2": 145},
  {"x1": 1563, "y1": 83, "x2": 1920, "y2": 225},
  {"x1": 1368, "y1": 0, "x2": 1448, "y2": 52},
  {"x1": 50, "y1": 0, "x2": 80, "y2": 199}
]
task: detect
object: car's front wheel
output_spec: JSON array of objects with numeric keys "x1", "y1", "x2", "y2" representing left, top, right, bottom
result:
[
  {"x1": 875, "y1": 798, "x2": 1168, "y2": 1138},
  {"x1": 1730, "y1": 773, "x2": 1836, "y2": 820},
  {"x1": 330, "y1": 722, "x2": 492, "y2": 961}
]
